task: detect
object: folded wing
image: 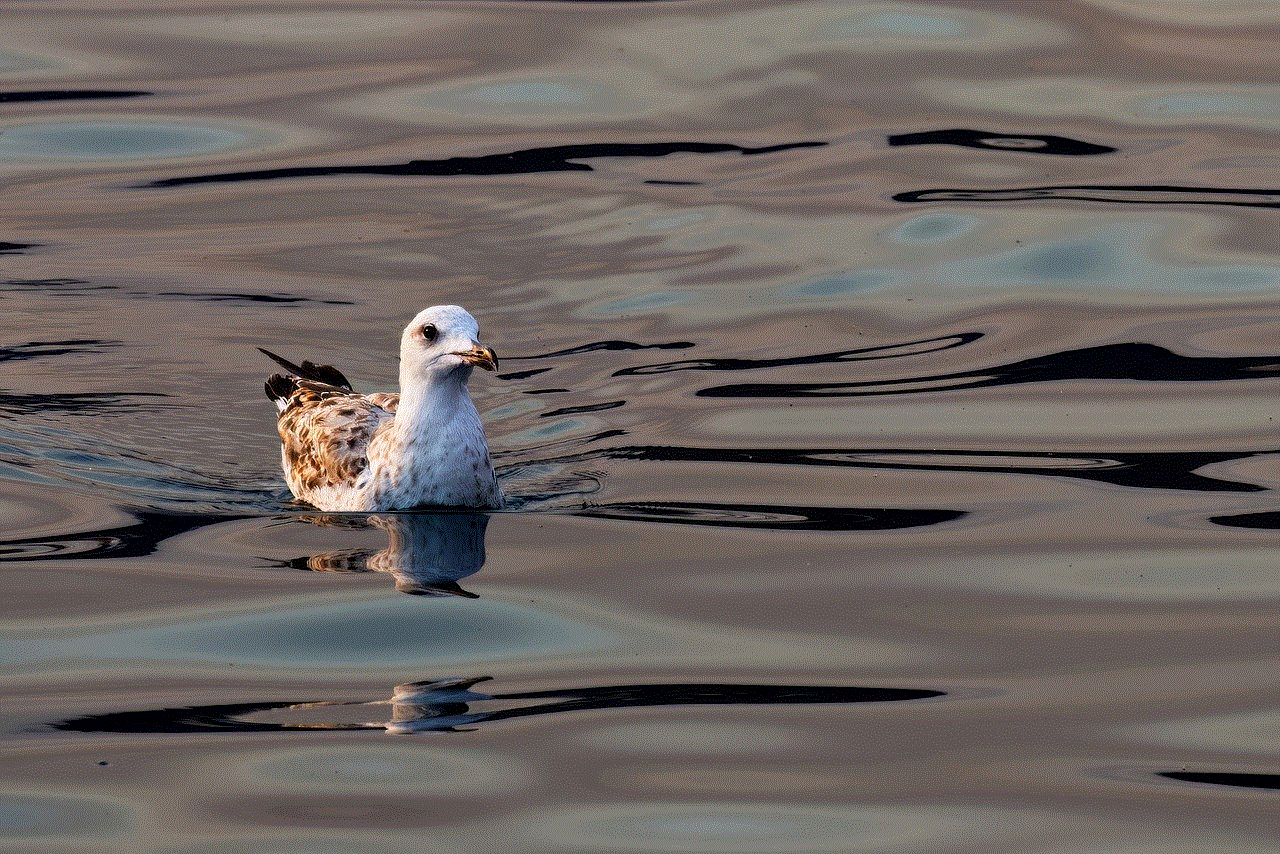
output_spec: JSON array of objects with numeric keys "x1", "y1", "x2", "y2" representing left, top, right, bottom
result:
[{"x1": 260, "y1": 348, "x2": 397, "y2": 495}]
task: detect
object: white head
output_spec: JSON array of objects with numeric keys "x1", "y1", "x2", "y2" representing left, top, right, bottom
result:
[{"x1": 399, "y1": 305, "x2": 497, "y2": 386}]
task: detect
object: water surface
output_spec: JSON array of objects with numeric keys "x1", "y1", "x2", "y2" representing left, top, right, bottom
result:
[{"x1": 1, "y1": 2, "x2": 1278, "y2": 852}]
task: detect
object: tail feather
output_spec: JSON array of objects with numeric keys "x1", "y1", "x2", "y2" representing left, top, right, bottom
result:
[{"x1": 257, "y1": 347, "x2": 352, "y2": 390}]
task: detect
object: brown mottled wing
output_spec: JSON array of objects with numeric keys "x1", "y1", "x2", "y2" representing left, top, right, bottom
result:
[
  {"x1": 274, "y1": 379, "x2": 393, "y2": 494},
  {"x1": 365, "y1": 392, "x2": 399, "y2": 413}
]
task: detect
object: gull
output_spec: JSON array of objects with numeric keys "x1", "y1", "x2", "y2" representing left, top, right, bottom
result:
[{"x1": 261, "y1": 305, "x2": 502, "y2": 511}]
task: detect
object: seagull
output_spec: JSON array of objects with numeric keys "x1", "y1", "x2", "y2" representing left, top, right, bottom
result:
[{"x1": 260, "y1": 305, "x2": 502, "y2": 511}]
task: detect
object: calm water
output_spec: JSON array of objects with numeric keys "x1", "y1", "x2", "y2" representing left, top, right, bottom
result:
[{"x1": 1, "y1": 1, "x2": 1279, "y2": 851}]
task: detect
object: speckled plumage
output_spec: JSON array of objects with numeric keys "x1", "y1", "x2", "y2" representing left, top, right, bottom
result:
[{"x1": 262, "y1": 305, "x2": 501, "y2": 511}]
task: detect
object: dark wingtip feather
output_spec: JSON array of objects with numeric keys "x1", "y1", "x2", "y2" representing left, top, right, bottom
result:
[
  {"x1": 258, "y1": 346, "x2": 304, "y2": 375},
  {"x1": 258, "y1": 346, "x2": 352, "y2": 390},
  {"x1": 302, "y1": 360, "x2": 352, "y2": 391},
  {"x1": 264, "y1": 373, "x2": 297, "y2": 403}
]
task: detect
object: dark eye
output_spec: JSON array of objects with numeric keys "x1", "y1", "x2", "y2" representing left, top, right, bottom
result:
[{"x1": 421, "y1": 324, "x2": 438, "y2": 342}]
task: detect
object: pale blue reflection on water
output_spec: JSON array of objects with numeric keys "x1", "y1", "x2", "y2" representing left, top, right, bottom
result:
[
  {"x1": 0, "y1": 49, "x2": 58, "y2": 75},
  {"x1": 923, "y1": 77, "x2": 1280, "y2": 131},
  {"x1": 575, "y1": 720, "x2": 805, "y2": 755},
  {"x1": 522, "y1": 803, "x2": 976, "y2": 854},
  {"x1": 794, "y1": 221, "x2": 1280, "y2": 300},
  {"x1": 0, "y1": 792, "x2": 132, "y2": 842},
  {"x1": 338, "y1": 73, "x2": 665, "y2": 125},
  {"x1": 4, "y1": 594, "x2": 616, "y2": 671},
  {"x1": 510, "y1": 802, "x2": 1265, "y2": 854},
  {"x1": 590, "y1": 288, "x2": 697, "y2": 315},
  {"x1": 793, "y1": 271, "x2": 894, "y2": 298},
  {"x1": 887, "y1": 213, "x2": 980, "y2": 245},
  {"x1": 0, "y1": 120, "x2": 283, "y2": 163},
  {"x1": 808, "y1": 2, "x2": 1069, "y2": 48},
  {"x1": 1150, "y1": 93, "x2": 1276, "y2": 118},
  {"x1": 336, "y1": 1, "x2": 1069, "y2": 128},
  {"x1": 914, "y1": 547, "x2": 1280, "y2": 602},
  {"x1": 834, "y1": 8, "x2": 971, "y2": 38},
  {"x1": 1123, "y1": 709, "x2": 1280, "y2": 754},
  {"x1": 462, "y1": 80, "x2": 609, "y2": 108},
  {"x1": 225, "y1": 744, "x2": 530, "y2": 795},
  {"x1": 945, "y1": 225, "x2": 1280, "y2": 292}
]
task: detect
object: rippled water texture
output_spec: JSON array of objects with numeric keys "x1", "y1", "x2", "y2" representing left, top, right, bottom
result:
[{"x1": 1, "y1": 2, "x2": 1279, "y2": 852}]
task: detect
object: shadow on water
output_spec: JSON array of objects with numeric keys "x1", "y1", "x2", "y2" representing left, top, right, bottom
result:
[
  {"x1": 0, "y1": 390, "x2": 169, "y2": 415},
  {"x1": 139, "y1": 140, "x2": 828, "y2": 188},
  {"x1": 515, "y1": 443, "x2": 1266, "y2": 493},
  {"x1": 1208, "y1": 509, "x2": 1280, "y2": 529},
  {"x1": 0, "y1": 89, "x2": 150, "y2": 103},
  {"x1": 575, "y1": 502, "x2": 964, "y2": 531},
  {"x1": 499, "y1": 332, "x2": 1280, "y2": 493},
  {"x1": 888, "y1": 128, "x2": 1116, "y2": 156},
  {"x1": 1, "y1": 277, "x2": 352, "y2": 305},
  {"x1": 614, "y1": 333, "x2": 981, "y2": 378},
  {"x1": 0, "y1": 339, "x2": 119, "y2": 363},
  {"x1": 51, "y1": 677, "x2": 946, "y2": 735},
  {"x1": 135, "y1": 126, "x2": 1120, "y2": 192},
  {"x1": 616, "y1": 337, "x2": 1280, "y2": 396},
  {"x1": 1158, "y1": 771, "x2": 1280, "y2": 792},
  {"x1": 130, "y1": 124, "x2": 1280, "y2": 216},
  {"x1": 0, "y1": 510, "x2": 247, "y2": 561},
  {"x1": 896, "y1": 185, "x2": 1280, "y2": 209},
  {"x1": 0, "y1": 335, "x2": 170, "y2": 413}
]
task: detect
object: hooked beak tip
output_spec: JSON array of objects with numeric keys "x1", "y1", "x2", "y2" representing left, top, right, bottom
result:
[{"x1": 459, "y1": 343, "x2": 498, "y2": 371}]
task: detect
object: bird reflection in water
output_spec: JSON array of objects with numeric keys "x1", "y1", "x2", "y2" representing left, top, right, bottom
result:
[
  {"x1": 53, "y1": 677, "x2": 944, "y2": 735},
  {"x1": 281, "y1": 511, "x2": 489, "y2": 597}
]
